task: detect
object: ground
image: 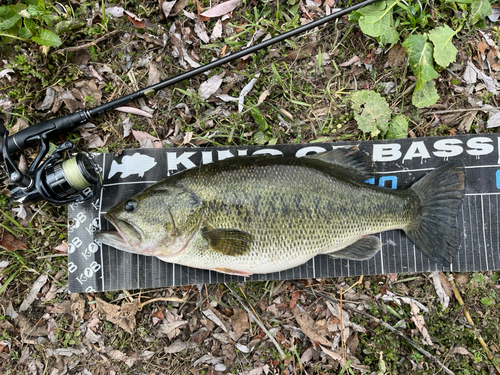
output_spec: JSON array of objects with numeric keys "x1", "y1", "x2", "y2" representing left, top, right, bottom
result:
[{"x1": 1, "y1": 0, "x2": 500, "y2": 374}]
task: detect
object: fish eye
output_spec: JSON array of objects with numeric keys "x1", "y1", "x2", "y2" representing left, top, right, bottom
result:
[{"x1": 124, "y1": 200, "x2": 138, "y2": 213}]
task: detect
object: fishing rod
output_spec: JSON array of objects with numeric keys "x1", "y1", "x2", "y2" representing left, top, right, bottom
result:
[{"x1": 0, "y1": 0, "x2": 418, "y2": 205}]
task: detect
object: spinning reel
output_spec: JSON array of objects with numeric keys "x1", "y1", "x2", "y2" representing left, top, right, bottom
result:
[{"x1": 0, "y1": 118, "x2": 99, "y2": 205}]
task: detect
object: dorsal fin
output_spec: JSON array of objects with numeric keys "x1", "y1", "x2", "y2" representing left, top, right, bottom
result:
[{"x1": 305, "y1": 146, "x2": 374, "y2": 180}]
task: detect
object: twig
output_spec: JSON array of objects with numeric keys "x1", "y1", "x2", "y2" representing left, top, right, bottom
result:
[
  {"x1": 292, "y1": 281, "x2": 455, "y2": 375},
  {"x1": 55, "y1": 30, "x2": 121, "y2": 54},
  {"x1": 224, "y1": 283, "x2": 286, "y2": 360},
  {"x1": 339, "y1": 287, "x2": 346, "y2": 367},
  {"x1": 423, "y1": 107, "x2": 498, "y2": 115},
  {"x1": 448, "y1": 275, "x2": 500, "y2": 374},
  {"x1": 36, "y1": 253, "x2": 67, "y2": 259},
  {"x1": 137, "y1": 295, "x2": 189, "y2": 310}
]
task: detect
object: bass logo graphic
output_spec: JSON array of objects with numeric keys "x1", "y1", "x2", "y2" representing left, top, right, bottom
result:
[{"x1": 108, "y1": 153, "x2": 157, "y2": 179}]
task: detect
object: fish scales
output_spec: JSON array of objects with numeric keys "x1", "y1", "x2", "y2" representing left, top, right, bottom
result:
[
  {"x1": 161, "y1": 158, "x2": 418, "y2": 274},
  {"x1": 96, "y1": 149, "x2": 465, "y2": 276}
]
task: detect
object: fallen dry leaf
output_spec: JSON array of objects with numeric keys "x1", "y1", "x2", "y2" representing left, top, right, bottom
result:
[
  {"x1": 53, "y1": 243, "x2": 68, "y2": 253},
  {"x1": 300, "y1": 346, "x2": 314, "y2": 364},
  {"x1": 161, "y1": 1, "x2": 177, "y2": 18},
  {"x1": 200, "y1": 0, "x2": 241, "y2": 18},
  {"x1": 19, "y1": 274, "x2": 48, "y2": 312},
  {"x1": 14, "y1": 314, "x2": 48, "y2": 337},
  {"x1": 152, "y1": 308, "x2": 164, "y2": 326},
  {"x1": 147, "y1": 61, "x2": 162, "y2": 86},
  {"x1": 409, "y1": 300, "x2": 433, "y2": 346},
  {"x1": 450, "y1": 346, "x2": 472, "y2": 356},
  {"x1": 198, "y1": 73, "x2": 224, "y2": 99},
  {"x1": 105, "y1": 6, "x2": 124, "y2": 18},
  {"x1": 430, "y1": 271, "x2": 450, "y2": 311},
  {"x1": 257, "y1": 89, "x2": 271, "y2": 105},
  {"x1": 320, "y1": 345, "x2": 345, "y2": 366},
  {"x1": 124, "y1": 10, "x2": 146, "y2": 28},
  {"x1": 0, "y1": 340, "x2": 10, "y2": 353},
  {"x1": 39, "y1": 87, "x2": 57, "y2": 110},
  {"x1": 211, "y1": 19, "x2": 223, "y2": 40},
  {"x1": 157, "y1": 320, "x2": 188, "y2": 339},
  {"x1": 75, "y1": 80, "x2": 102, "y2": 106},
  {"x1": 289, "y1": 291, "x2": 300, "y2": 310},
  {"x1": 339, "y1": 55, "x2": 360, "y2": 67},
  {"x1": 0, "y1": 230, "x2": 28, "y2": 252},
  {"x1": 164, "y1": 339, "x2": 196, "y2": 353},
  {"x1": 115, "y1": 106, "x2": 153, "y2": 118},
  {"x1": 61, "y1": 89, "x2": 84, "y2": 112},
  {"x1": 121, "y1": 117, "x2": 134, "y2": 138},
  {"x1": 202, "y1": 308, "x2": 227, "y2": 332},
  {"x1": 238, "y1": 73, "x2": 260, "y2": 113},
  {"x1": 96, "y1": 298, "x2": 138, "y2": 335},
  {"x1": 71, "y1": 293, "x2": 85, "y2": 321},
  {"x1": 132, "y1": 130, "x2": 162, "y2": 148},
  {"x1": 292, "y1": 306, "x2": 332, "y2": 347},
  {"x1": 387, "y1": 43, "x2": 406, "y2": 68},
  {"x1": 231, "y1": 307, "x2": 249, "y2": 340},
  {"x1": 106, "y1": 348, "x2": 138, "y2": 368},
  {"x1": 194, "y1": 18, "x2": 210, "y2": 43},
  {"x1": 487, "y1": 111, "x2": 500, "y2": 128}
]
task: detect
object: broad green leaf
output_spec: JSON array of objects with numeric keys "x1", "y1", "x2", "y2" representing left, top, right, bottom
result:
[
  {"x1": 470, "y1": 0, "x2": 491, "y2": 24},
  {"x1": 18, "y1": 26, "x2": 31, "y2": 38},
  {"x1": 24, "y1": 18, "x2": 36, "y2": 36},
  {"x1": 0, "y1": 5, "x2": 15, "y2": 18},
  {"x1": 412, "y1": 80, "x2": 439, "y2": 108},
  {"x1": 54, "y1": 20, "x2": 84, "y2": 34},
  {"x1": 13, "y1": 3, "x2": 28, "y2": 13},
  {"x1": 0, "y1": 14, "x2": 21, "y2": 30},
  {"x1": 480, "y1": 296, "x2": 494, "y2": 306},
  {"x1": 386, "y1": 115, "x2": 408, "y2": 139},
  {"x1": 356, "y1": 0, "x2": 387, "y2": 15},
  {"x1": 27, "y1": 5, "x2": 45, "y2": 17},
  {"x1": 351, "y1": 90, "x2": 392, "y2": 137},
  {"x1": 31, "y1": 28, "x2": 61, "y2": 47},
  {"x1": 357, "y1": 0, "x2": 400, "y2": 46},
  {"x1": 402, "y1": 34, "x2": 438, "y2": 90},
  {"x1": 251, "y1": 107, "x2": 268, "y2": 131},
  {"x1": 253, "y1": 130, "x2": 269, "y2": 145},
  {"x1": 428, "y1": 26, "x2": 458, "y2": 68}
]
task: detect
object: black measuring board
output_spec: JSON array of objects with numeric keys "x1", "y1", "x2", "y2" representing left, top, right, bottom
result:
[{"x1": 67, "y1": 134, "x2": 500, "y2": 293}]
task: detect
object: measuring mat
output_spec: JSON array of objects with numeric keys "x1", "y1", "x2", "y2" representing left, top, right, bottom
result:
[{"x1": 68, "y1": 134, "x2": 500, "y2": 293}]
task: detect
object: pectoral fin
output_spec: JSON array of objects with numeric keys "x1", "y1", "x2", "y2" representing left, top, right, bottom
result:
[
  {"x1": 328, "y1": 235, "x2": 382, "y2": 260},
  {"x1": 201, "y1": 228, "x2": 253, "y2": 256}
]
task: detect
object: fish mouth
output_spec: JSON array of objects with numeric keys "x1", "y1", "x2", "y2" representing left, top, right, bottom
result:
[{"x1": 99, "y1": 216, "x2": 142, "y2": 250}]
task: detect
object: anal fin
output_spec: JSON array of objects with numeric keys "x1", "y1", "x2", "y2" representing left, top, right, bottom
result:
[
  {"x1": 213, "y1": 268, "x2": 253, "y2": 277},
  {"x1": 328, "y1": 235, "x2": 382, "y2": 261}
]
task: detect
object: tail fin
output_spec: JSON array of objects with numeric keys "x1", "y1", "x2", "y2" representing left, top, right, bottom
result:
[
  {"x1": 108, "y1": 160, "x2": 119, "y2": 179},
  {"x1": 406, "y1": 160, "x2": 465, "y2": 266}
]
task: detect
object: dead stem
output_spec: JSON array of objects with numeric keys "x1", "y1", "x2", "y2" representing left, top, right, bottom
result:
[
  {"x1": 448, "y1": 275, "x2": 500, "y2": 373},
  {"x1": 292, "y1": 281, "x2": 456, "y2": 375},
  {"x1": 36, "y1": 254, "x2": 67, "y2": 259},
  {"x1": 423, "y1": 107, "x2": 499, "y2": 115},
  {"x1": 137, "y1": 295, "x2": 189, "y2": 311},
  {"x1": 224, "y1": 283, "x2": 286, "y2": 360},
  {"x1": 339, "y1": 286, "x2": 346, "y2": 369},
  {"x1": 55, "y1": 30, "x2": 121, "y2": 54}
]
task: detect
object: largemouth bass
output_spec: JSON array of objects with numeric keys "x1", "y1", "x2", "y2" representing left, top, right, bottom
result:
[{"x1": 95, "y1": 148, "x2": 465, "y2": 276}]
